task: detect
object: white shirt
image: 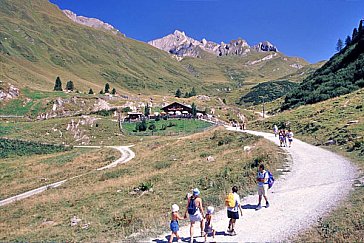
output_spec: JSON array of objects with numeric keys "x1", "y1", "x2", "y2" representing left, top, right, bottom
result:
[
  {"x1": 287, "y1": 132, "x2": 294, "y2": 138},
  {"x1": 258, "y1": 170, "x2": 269, "y2": 187},
  {"x1": 227, "y1": 192, "x2": 240, "y2": 212}
]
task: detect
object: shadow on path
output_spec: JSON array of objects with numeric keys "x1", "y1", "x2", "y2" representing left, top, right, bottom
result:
[{"x1": 241, "y1": 204, "x2": 258, "y2": 210}]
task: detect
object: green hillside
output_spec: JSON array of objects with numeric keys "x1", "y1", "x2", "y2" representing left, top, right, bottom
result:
[
  {"x1": 0, "y1": 0, "x2": 314, "y2": 98},
  {"x1": 282, "y1": 20, "x2": 364, "y2": 110}
]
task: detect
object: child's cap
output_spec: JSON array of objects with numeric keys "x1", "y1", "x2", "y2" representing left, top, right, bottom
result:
[
  {"x1": 172, "y1": 204, "x2": 179, "y2": 212},
  {"x1": 192, "y1": 188, "x2": 200, "y2": 196},
  {"x1": 207, "y1": 206, "x2": 214, "y2": 214}
]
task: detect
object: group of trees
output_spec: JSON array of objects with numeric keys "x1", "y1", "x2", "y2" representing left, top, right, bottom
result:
[
  {"x1": 283, "y1": 19, "x2": 364, "y2": 110},
  {"x1": 175, "y1": 87, "x2": 197, "y2": 98},
  {"x1": 54, "y1": 77, "x2": 117, "y2": 95},
  {"x1": 53, "y1": 76, "x2": 74, "y2": 91},
  {"x1": 336, "y1": 19, "x2": 363, "y2": 52}
]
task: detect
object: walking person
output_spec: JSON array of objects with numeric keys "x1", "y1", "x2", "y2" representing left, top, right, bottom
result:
[
  {"x1": 204, "y1": 206, "x2": 216, "y2": 242},
  {"x1": 226, "y1": 186, "x2": 243, "y2": 236},
  {"x1": 283, "y1": 129, "x2": 288, "y2": 147},
  {"x1": 287, "y1": 129, "x2": 294, "y2": 147},
  {"x1": 256, "y1": 164, "x2": 270, "y2": 210},
  {"x1": 169, "y1": 204, "x2": 186, "y2": 243},
  {"x1": 185, "y1": 188, "x2": 205, "y2": 242},
  {"x1": 278, "y1": 129, "x2": 285, "y2": 147},
  {"x1": 273, "y1": 124, "x2": 278, "y2": 137}
]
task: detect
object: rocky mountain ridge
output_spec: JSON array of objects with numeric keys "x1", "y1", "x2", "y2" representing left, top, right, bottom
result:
[
  {"x1": 148, "y1": 30, "x2": 278, "y2": 58},
  {"x1": 63, "y1": 10, "x2": 123, "y2": 35}
]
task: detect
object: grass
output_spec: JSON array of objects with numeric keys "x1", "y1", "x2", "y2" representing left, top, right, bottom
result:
[
  {"x1": 122, "y1": 119, "x2": 212, "y2": 136},
  {"x1": 249, "y1": 88, "x2": 364, "y2": 242},
  {"x1": 0, "y1": 147, "x2": 120, "y2": 199},
  {"x1": 0, "y1": 127, "x2": 286, "y2": 242}
]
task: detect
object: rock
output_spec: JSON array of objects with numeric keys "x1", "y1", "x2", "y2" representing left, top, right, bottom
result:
[
  {"x1": 347, "y1": 120, "x2": 359, "y2": 125},
  {"x1": 41, "y1": 220, "x2": 55, "y2": 227},
  {"x1": 70, "y1": 216, "x2": 81, "y2": 226},
  {"x1": 0, "y1": 83, "x2": 20, "y2": 101},
  {"x1": 206, "y1": 156, "x2": 215, "y2": 162},
  {"x1": 243, "y1": 146, "x2": 252, "y2": 152},
  {"x1": 325, "y1": 140, "x2": 336, "y2": 145}
]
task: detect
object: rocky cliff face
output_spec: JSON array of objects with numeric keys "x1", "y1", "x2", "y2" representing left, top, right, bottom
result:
[
  {"x1": 148, "y1": 30, "x2": 278, "y2": 58},
  {"x1": 63, "y1": 10, "x2": 123, "y2": 36}
]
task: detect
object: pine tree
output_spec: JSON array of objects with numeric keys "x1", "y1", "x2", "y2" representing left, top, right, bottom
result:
[
  {"x1": 345, "y1": 35, "x2": 352, "y2": 46},
  {"x1": 144, "y1": 103, "x2": 150, "y2": 116},
  {"x1": 352, "y1": 28, "x2": 358, "y2": 40},
  {"x1": 104, "y1": 83, "x2": 110, "y2": 93},
  {"x1": 359, "y1": 19, "x2": 363, "y2": 33},
  {"x1": 66, "y1": 80, "x2": 74, "y2": 91},
  {"x1": 191, "y1": 102, "x2": 197, "y2": 118},
  {"x1": 99, "y1": 90, "x2": 104, "y2": 94},
  {"x1": 88, "y1": 88, "x2": 94, "y2": 94},
  {"x1": 111, "y1": 88, "x2": 116, "y2": 95},
  {"x1": 184, "y1": 92, "x2": 189, "y2": 98},
  {"x1": 53, "y1": 76, "x2": 62, "y2": 91},
  {"x1": 175, "y1": 88, "x2": 182, "y2": 98},
  {"x1": 336, "y1": 39, "x2": 343, "y2": 52},
  {"x1": 190, "y1": 87, "x2": 196, "y2": 97}
]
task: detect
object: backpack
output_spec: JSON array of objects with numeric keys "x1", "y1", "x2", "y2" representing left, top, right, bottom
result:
[
  {"x1": 265, "y1": 171, "x2": 275, "y2": 189},
  {"x1": 187, "y1": 197, "x2": 197, "y2": 215},
  {"x1": 225, "y1": 192, "x2": 235, "y2": 207}
]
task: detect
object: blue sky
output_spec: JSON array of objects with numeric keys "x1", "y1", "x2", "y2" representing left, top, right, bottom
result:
[{"x1": 50, "y1": 0, "x2": 364, "y2": 63}]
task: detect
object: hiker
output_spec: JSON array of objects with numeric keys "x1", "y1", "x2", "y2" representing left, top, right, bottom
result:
[
  {"x1": 283, "y1": 129, "x2": 288, "y2": 147},
  {"x1": 273, "y1": 124, "x2": 278, "y2": 137},
  {"x1": 287, "y1": 129, "x2": 294, "y2": 147},
  {"x1": 185, "y1": 188, "x2": 205, "y2": 242},
  {"x1": 226, "y1": 186, "x2": 243, "y2": 236},
  {"x1": 256, "y1": 164, "x2": 270, "y2": 210},
  {"x1": 169, "y1": 204, "x2": 186, "y2": 243},
  {"x1": 278, "y1": 129, "x2": 285, "y2": 147},
  {"x1": 204, "y1": 206, "x2": 216, "y2": 242}
]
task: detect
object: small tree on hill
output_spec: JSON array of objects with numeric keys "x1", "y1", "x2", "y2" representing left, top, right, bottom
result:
[
  {"x1": 104, "y1": 83, "x2": 110, "y2": 94},
  {"x1": 175, "y1": 88, "x2": 182, "y2": 98},
  {"x1": 111, "y1": 88, "x2": 116, "y2": 95},
  {"x1": 184, "y1": 92, "x2": 190, "y2": 98},
  {"x1": 352, "y1": 28, "x2": 358, "y2": 40},
  {"x1": 66, "y1": 80, "x2": 74, "y2": 91},
  {"x1": 190, "y1": 87, "x2": 197, "y2": 97},
  {"x1": 359, "y1": 19, "x2": 363, "y2": 33},
  {"x1": 191, "y1": 102, "x2": 197, "y2": 118},
  {"x1": 99, "y1": 90, "x2": 104, "y2": 94},
  {"x1": 336, "y1": 38, "x2": 343, "y2": 52},
  {"x1": 345, "y1": 35, "x2": 352, "y2": 46},
  {"x1": 54, "y1": 76, "x2": 62, "y2": 91},
  {"x1": 88, "y1": 88, "x2": 94, "y2": 94}
]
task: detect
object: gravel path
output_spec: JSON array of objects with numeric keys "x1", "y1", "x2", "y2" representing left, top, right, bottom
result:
[
  {"x1": 151, "y1": 128, "x2": 357, "y2": 242},
  {"x1": 0, "y1": 146, "x2": 135, "y2": 207}
]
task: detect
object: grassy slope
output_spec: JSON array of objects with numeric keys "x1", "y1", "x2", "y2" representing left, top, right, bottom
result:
[
  {"x1": 250, "y1": 89, "x2": 364, "y2": 241},
  {"x1": 0, "y1": 128, "x2": 286, "y2": 241},
  {"x1": 0, "y1": 0, "x2": 315, "y2": 99}
]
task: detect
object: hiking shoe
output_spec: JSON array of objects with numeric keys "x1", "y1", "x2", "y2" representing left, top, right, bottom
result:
[
  {"x1": 266, "y1": 202, "x2": 270, "y2": 208},
  {"x1": 256, "y1": 204, "x2": 262, "y2": 210},
  {"x1": 230, "y1": 230, "x2": 237, "y2": 236}
]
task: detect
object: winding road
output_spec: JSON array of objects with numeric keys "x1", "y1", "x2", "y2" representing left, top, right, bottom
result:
[
  {"x1": 151, "y1": 127, "x2": 357, "y2": 242},
  {"x1": 0, "y1": 145, "x2": 135, "y2": 207}
]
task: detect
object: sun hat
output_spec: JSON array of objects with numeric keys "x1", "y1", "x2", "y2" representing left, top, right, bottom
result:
[
  {"x1": 207, "y1": 206, "x2": 214, "y2": 214},
  {"x1": 172, "y1": 204, "x2": 179, "y2": 212},
  {"x1": 192, "y1": 188, "x2": 200, "y2": 196}
]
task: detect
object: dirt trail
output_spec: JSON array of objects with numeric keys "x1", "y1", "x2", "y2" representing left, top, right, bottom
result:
[
  {"x1": 0, "y1": 146, "x2": 135, "y2": 207},
  {"x1": 151, "y1": 128, "x2": 356, "y2": 242}
]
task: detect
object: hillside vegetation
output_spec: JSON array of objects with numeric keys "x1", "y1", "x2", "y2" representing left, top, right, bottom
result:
[{"x1": 282, "y1": 20, "x2": 364, "y2": 110}]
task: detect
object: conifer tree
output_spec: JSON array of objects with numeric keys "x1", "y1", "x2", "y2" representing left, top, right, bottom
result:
[
  {"x1": 104, "y1": 83, "x2": 110, "y2": 93},
  {"x1": 53, "y1": 76, "x2": 62, "y2": 91},
  {"x1": 345, "y1": 35, "x2": 351, "y2": 46},
  {"x1": 175, "y1": 88, "x2": 182, "y2": 98},
  {"x1": 359, "y1": 19, "x2": 363, "y2": 33},
  {"x1": 190, "y1": 87, "x2": 196, "y2": 97},
  {"x1": 352, "y1": 28, "x2": 358, "y2": 40},
  {"x1": 66, "y1": 80, "x2": 74, "y2": 91},
  {"x1": 191, "y1": 102, "x2": 197, "y2": 118},
  {"x1": 144, "y1": 103, "x2": 150, "y2": 116},
  {"x1": 336, "y1": 39, "x2": 343, "y2": 52},
  {"x1": 100, "y1": 90, "x2": 104, "y2": 94},
  {"x1": 111, "y1": 88, "x2": 116, "y2": 95},
  {"x1": 88, "y1": 88, "x2": 94, "y2": 94}
]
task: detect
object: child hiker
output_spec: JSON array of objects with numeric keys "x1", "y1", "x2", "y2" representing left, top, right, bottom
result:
[
  {"x1": 204, "y1": 206, "x2": 216, "y2": 242},
  {"x1": 169, "y1": 204, "x2": 185, "y2": 243}
]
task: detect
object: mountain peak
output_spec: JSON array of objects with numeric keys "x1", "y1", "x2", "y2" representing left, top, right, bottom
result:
[
  {"x1": 62, "y1": 10, "x2": 123, "y2": 35},
  {"x1": 149, "y1": 31, "x2": 278, "y2": 58}
]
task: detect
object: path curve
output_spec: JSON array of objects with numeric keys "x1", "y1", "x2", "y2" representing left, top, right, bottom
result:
[
  {"x1": 151, "y1": 128, "x2": 357, "y2": 242},
  {"x1": 0, "y1": 145, "x2": 135, "y2": 207}
]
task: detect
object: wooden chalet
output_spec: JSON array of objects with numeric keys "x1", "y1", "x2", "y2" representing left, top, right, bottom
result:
[{"x1": 161, "y1": 102, "x2": 204, "y2": 117}]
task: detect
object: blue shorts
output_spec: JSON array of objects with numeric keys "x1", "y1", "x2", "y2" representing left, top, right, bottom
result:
[
  {"x1": 170, "y1": 220, "x2": 179, "y2": 233},
  {"x1": 227, "y1": 210, "x2": 239, "y2": 219}
]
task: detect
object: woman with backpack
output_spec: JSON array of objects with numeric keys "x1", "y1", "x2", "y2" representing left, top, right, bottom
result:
[
  {"x1": 226, "y1": 186, "x2": 243, "y2": 236},
  {"x1": 184, "y1": 188, "x2": 205, "y2": 243}
]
